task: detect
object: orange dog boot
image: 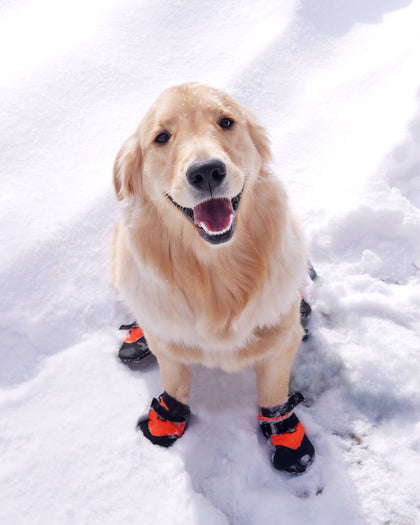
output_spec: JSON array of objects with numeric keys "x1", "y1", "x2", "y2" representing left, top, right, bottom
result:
[
  {"x1": 259, "y1": 392, "x2": 315, "y2": 474},
  {"x1": 137, "y1": 392, "x2": 191, "y2": 447}
]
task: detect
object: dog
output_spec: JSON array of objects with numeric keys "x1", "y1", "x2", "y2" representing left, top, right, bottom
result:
[{"x1": 111, "y1": 83, "x2": 314, "y2": 473}]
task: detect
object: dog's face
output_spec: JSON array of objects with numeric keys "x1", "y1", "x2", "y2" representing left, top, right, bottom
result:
[{"x1": 114, "y1": 83, "x2": 271, "y2": 245}]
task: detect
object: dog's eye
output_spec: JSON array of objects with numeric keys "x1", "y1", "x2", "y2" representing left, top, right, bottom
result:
[
  {"x1": 219, "y1": 117, "x2": 234, "y2": 129},
  {"x1": 154, "y1": 132, "x2": 171, "y2": 144}
]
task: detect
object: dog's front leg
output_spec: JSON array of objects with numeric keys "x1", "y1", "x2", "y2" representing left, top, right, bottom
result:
[
  {"x1": 137, "y1": 336, "x2": 192, "y2": 447},
  {"x1": 153, "y1": 348, "x2": 192, "y2": 405},
  {"x1": 253, "y1": 301, "x2": 315, "y2": 473},
  {"x1": 254, "y1": 299, "x2": 302, "y2": 407}
]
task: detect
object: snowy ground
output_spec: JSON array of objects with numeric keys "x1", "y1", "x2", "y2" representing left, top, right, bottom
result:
[{"x1": 1, "y1": 1, "x2": 420, "y2": 524}]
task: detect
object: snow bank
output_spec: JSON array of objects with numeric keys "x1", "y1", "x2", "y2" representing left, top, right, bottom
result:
[{"x1": 1, "y1": 1, "x2": 419, "y2": 524}]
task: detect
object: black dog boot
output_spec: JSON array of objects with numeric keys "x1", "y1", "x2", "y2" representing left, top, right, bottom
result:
[
  {"x1": 118, "y1": 322, "x2": 151, "y2": 363},
  {"x1": 259, "y1": 392, "x2": 315, "y2": 474},
  {"x1": 138, "y1": 392, "x2": 191, "y2": 448}
]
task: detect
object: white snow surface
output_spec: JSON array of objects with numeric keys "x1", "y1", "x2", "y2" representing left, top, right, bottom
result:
[{"x1": 1, "y1": 1, "x2": 420, "y2": 524}]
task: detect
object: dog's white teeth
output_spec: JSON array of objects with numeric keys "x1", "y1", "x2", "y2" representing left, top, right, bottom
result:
[{"x1": 199, "y1": 214, "x2": 234, "y2": 236}]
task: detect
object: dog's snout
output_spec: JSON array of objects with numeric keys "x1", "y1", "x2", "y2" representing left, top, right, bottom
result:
[{"x1": 186, "y1": 159, "x2": 226, "y2": 193}]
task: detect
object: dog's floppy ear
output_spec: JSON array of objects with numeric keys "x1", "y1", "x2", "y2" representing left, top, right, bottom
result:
[
  {"x1": 113, "y1": 134, "x2": 142, "y2": 201},
  {"x1": 244, "y1": 108, "x2": 272, "y2": 166}
]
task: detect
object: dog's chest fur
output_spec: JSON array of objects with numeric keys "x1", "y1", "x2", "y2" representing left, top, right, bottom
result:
[{"x1": 114, "y1": 179, "x2": 306, "y2": 357}]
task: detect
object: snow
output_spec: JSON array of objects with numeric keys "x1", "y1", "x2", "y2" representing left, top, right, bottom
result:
[{"x1": 1, "y1": 0, "x2": 420, "y2": 524}]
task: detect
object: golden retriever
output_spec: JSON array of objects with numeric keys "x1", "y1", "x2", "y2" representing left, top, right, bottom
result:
[{"x1": 111, "y1": 83, "x2": 313, "y2": 472}]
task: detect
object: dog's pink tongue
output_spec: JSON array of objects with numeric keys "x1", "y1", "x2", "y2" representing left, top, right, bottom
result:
[{"x1": 193, "y1": 198, "x2": 233, "y2": 232}]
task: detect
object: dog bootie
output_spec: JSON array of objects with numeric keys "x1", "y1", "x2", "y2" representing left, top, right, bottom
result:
[
  {"x1": 300, "y1": 298, "x2": 312, "y2": 340},
  {"x1": 259, "y1": 392, "x2": 315, "y2": 474},
  {"x1": 118, "y1": 322, "x2": 151, "y2": 362},
  {"x1": 137, "y1": 392, "x2": 191, "y2": 447}
]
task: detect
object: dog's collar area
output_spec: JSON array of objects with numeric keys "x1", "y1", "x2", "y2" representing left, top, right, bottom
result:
[{"x1": 166, "y1": 191, "x2": 243, "y2": 245}]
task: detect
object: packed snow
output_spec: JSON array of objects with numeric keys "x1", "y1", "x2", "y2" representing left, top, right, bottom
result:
[{"x1": 1, "y1": 1, "x2": 420, "y2": 524}]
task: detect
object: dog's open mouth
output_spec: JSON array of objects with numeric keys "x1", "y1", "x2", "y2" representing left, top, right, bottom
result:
[{"x1": 167, "y1": 192, "x2": 242, "y2": 245}]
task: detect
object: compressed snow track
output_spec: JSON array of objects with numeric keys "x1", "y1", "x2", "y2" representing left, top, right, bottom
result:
[{"x1": 1, "y1": 1, "x2": 420, "y2": 524}]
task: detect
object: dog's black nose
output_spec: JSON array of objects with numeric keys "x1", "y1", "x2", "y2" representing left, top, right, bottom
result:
[{"x1": 186, "y1": 159, "x2": 226, "y2": 193}]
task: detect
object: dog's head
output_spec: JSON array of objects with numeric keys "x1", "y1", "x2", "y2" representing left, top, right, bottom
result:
[{"x1": 113, "y1": 83, "x2": 272, "y2": 245}]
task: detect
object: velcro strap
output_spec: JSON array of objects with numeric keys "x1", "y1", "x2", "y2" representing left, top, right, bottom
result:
[
  {"x1": 260, "y1": 412, "x2": 300, "y2": 439},
  {"x1": 259, "y1": 392, "x2": 304, "y2": 419},
  {"x1": 119, "y1": 322, "x2": 139, "y2": 330},
  {"x1": 259, "y1": 392, "x2": 305, "y2": 439}
]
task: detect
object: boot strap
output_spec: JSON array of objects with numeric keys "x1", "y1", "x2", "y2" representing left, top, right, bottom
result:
[{"x1": 259, "y1": 392, "x2": 305, "y2": 438}]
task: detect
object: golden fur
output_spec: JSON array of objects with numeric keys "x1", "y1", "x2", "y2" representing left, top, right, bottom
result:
[{"x1": 111, "y1": 83, "x2": 307, "y2": 407}]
